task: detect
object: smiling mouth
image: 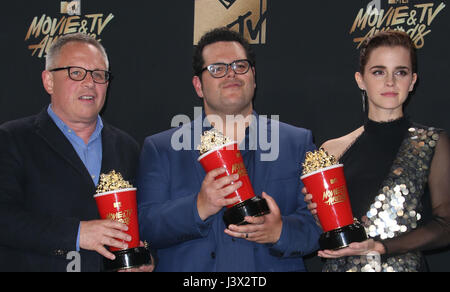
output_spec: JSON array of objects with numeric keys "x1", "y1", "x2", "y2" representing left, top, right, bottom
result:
[
  {"x1": 79, "y1": 95, "x2": 95, "y2": 101},
  {"x1": 222, "y1": 82, "x2": 242, "y2": 89}
]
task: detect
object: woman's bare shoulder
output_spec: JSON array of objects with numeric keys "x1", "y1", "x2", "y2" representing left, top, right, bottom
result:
[{"x1": 320, "y1": 126, "x2": 364, "y2": 159}]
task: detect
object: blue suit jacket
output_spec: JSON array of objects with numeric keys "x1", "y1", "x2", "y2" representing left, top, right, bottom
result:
[{"x1": 137, "y1": 113, "x2": 321, "y2": 271}]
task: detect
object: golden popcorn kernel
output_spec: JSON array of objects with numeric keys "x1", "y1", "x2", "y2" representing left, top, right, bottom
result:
[
  {"x1": 197, "y1": 128, "x2": 233, "y2": 155},
  {"x1": 96, "y1": 170, "x2": 133, "y2": 193},
  {"x1": 302, "y1": 148, "x2": 338, "y2": 175}
]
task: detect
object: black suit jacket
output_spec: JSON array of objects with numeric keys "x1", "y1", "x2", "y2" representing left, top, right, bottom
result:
[{"x1": 0, "y1": 108, "x2": 139, "y2": 271}]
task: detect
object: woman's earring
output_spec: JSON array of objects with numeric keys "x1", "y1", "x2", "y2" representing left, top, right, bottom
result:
[{"x1": 361, "y1": 90, "x2": 367, "y2": 112}]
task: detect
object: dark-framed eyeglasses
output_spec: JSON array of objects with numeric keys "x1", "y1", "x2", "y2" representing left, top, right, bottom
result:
[
  {"x1": 49, "y1": 66, "x2": 111, "y2": 84},
  {"x1": 200, "y1": 59, "x2": 253, "y2": 78}
]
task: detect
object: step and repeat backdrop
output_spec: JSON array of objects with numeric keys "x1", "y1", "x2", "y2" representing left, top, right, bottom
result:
[{"x1": 1, "y1": 0, "x2": 449, "y2": 271}]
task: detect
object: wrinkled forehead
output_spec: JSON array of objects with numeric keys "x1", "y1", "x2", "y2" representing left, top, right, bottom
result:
[
  {"x1": 48, "y1": 40, "x2": 109, "y2": 70},
  {"x1": 56, "y1": 42, "x2": 109, "y2": 69}
]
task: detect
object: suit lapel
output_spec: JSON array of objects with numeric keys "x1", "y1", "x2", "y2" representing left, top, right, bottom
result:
[
  {"x1": 99, "y1": 123, "x2": 115, "y2": 174},
  {"x1": 191, "y1": 115, "x2": 207, "y2": 185},
  {"x1": 252, "y1": 114, "x2": 270, "y2": 197},
  {"x1": 34, "y1": 109, "x2": 95, "y2": 187}
]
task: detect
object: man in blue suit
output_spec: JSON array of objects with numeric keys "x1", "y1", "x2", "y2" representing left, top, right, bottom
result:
[{"x1": 137, "y1": 27, "x2": 321, "y2": 271}]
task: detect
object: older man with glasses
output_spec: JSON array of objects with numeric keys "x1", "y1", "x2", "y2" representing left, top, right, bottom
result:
[
  {"x1": 137, "y1": 27, "x2": 321, "y2": 272},
  {"x1": 0, "y1": 33, "x2": 153, "y2": 272}
]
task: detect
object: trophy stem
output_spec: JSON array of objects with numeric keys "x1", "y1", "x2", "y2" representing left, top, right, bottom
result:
[
  {"x1": 223, "y1": 196, "x2": 270, "y2": 227},
  {"x1": 319, "y1": 222, "x2": 368, "y2": 250},
  {"x1": 103, "y1": 246, "x2": 152, "y2": 272}
]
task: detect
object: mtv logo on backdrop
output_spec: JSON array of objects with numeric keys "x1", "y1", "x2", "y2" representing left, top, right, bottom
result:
[
  {"x1": 61, "y1": 0, "x2": 81, "y2": 15},
  {"x1": 194, "y1": 0, "x2": 267, "y2": 45},
  {"x1": 218, "y1": 0, "x2": 237, "y2": 9}
]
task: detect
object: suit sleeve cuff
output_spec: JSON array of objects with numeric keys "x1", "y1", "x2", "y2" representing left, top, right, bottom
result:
[
  {"x1": 76, "y1": 223, "x2": 81, "y2": 252},
  {"x1": 193, "y1": 194, "x2": 213, "y2": 237}
]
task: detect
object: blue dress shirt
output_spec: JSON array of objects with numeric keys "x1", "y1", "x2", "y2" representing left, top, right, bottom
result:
[{"x1": 47, "y1": 105, "x2": 103, "y2": 251}]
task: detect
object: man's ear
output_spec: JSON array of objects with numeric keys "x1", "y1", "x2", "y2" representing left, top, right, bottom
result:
[
  {"x1": 252, "y1": 67, "x2": 256, "y2": 89},
  {"x1": 192, "y1": 75, "x2": 204, "y2": 98},
  {"x1": 42, "y1": 70, "x2": 54, "y2": 95}
]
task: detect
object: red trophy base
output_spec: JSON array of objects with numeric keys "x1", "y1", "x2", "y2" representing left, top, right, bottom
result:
[
  {"x1": 319, "y1": 222, "x2": 367, "y2": 250},
  {"x1": 103, "y1": 246, "x2": 152, "y2": 272},
  {"x1": 223, "y1": 196, "x2": 270, "y2": 227},
  {"x1": 300, "y1": 164, "x2": 368, "y2": 250},
  {"x1": 94, "y1": 188, "x2": 152, "y2": 271},
  {"x1": 198, "y1": 142, "x2": 270, "y2": 227}
]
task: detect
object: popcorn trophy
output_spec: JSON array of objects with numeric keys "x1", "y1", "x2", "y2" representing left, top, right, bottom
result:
[
  {"x1": 197, "y1": 129, "x2": 270, "y2": 227},
  {"x1": 94, "y1": 171, "x2": 151, "y2": 271},
  {"x1": 300, "y1": 149, "x2": 367, "y2": 250}
]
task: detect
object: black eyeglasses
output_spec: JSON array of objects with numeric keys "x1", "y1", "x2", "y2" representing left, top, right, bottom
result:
[
  {"x1": 49, "y1": 66, "x2": 111, "y2": 84},
  {"x1": 200, "y1": 59, "x2": 253, "y2": 78}
]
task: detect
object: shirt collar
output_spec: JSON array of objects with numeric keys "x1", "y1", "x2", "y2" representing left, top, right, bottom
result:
[
  {"x1": 47, "y1": 104, "x2": 103, "y2": 144},
  {"x1": 201, "y1": 109, "x2": 257, "y2": 153}
]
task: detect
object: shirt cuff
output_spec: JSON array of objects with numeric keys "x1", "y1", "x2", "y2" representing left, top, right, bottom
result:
[{"x1": 76, "y1": 223, "x2": 81, "y2": 252}]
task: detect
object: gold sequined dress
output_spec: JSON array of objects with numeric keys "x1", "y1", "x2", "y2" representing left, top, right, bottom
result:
[{"x1": 323, "y1": 117, "x2": 450, "y2": 272}]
